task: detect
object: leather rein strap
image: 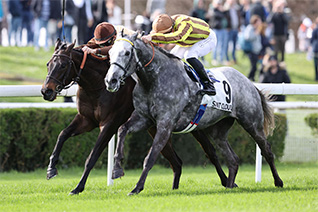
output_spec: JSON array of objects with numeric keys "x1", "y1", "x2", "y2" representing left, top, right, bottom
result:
[{"x1": 144, "y1": 42, "x2": 155, "y2": 67}]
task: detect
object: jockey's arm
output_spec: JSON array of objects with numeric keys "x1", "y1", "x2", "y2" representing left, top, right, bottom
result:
[{"x1": 151, "y1": 21, "x2": 193, "y2": 44}]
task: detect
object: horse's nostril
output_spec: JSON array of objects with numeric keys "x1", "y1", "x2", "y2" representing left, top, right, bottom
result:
[
  {"x1": 111, "y1": 79, "x2": 117, "y2": 85},
  {"x1": 43, "y1": 89, "x2": 53, "y2": 96}
]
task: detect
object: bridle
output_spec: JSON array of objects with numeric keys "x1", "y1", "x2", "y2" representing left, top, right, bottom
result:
[
  {"x1": 110, "y1": 38, "x2": 155, "y2": 83},
  {"x1": 46, "y1": 50, "x2": 87, "y2": 93}
]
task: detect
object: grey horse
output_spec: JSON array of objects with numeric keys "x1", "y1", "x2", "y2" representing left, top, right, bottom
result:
[{"x1": 105, "y1": 33, "x2": 283, "y2": 195}]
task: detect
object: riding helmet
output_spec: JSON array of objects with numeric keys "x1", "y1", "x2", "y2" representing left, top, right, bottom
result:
[
  {"x1": 94, "y1": 22, "x2": 116, "y2": 45},
  {"x1": 151, "y1": 14, "x2": 174, "y2": 34}
]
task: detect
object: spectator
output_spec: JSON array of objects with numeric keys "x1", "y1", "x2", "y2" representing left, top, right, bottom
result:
[
  {"x1": 8, "y1": 0, "x2": 23, "y2": 46},
  {"x1": 248, "y1": 0, "x2": 268, "y2": 23},
  {"x1": 146, "y1": 0, "x2": 166, "y2": 15},
  {"x1": 21, "y1": 0, "x2": 33, "y2": 46},
  {"x1": 89, "y1": 0, "x2": 108, "y2": 43},
  {"x1": 0, "y1": 0, "x2": 8, "y2": 46},
  {"x1": 61, "y1": 0, "x2": 77, "y2": 43},
  {"x1": 297, "y1": 17, "x2": 312, "y2": 52},
  {"x1": 33, "y1": 0, "x2": 51, "y2": 51},
  {"x1": 190, "y1": 0, "x2": 208, "y2": 22},
  {"x1": 310, "y1": 17, "x2": 318, "y2": 81},
  {"x1": 239, "y1": 0, "x2": 251, "y2": 27},
  {"x1": 208, "y1": 0, "x2": 227, "y2": 66},
  {"x1": 190, "y1": 0, "x2": 208, "y2": 65},
  {"x1": 91, "y1": 0, "x2": 108, "y2": 25},
  {"x1": 48, "y1": 0, "x2": 61, "y2": 46},
  {"x1": 244, "y1": 14, "x2": 262, "y2": 81},
  {"x1": 260, "y1": 54, "x2": 291, "y2": 101},
  {"x1": 73, "y1": 0, "x2": 94, "y2": 45},
  {"x1": 224, "y1": 0, "x2": 241, "y2": 64},
  {"x1": 134, "y1": 11, "x2": 152, "y2": 35},
  {"x1": 267, "y1": 0, "x2": 289, "y2": 61},
  {"x1": 107, "y1": 0, "x2": 122, "y2": 25}
]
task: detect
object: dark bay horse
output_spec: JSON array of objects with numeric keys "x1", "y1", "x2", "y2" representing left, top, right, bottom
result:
[
  {"x1": 105, "y1": 33, "x2": 284, "y2": 195},
  {"x1": 41, "y1": 39, "x2": 231, "y2": 195}
]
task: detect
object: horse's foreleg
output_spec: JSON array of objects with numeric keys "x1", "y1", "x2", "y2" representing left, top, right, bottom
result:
[
  {"x1": 148, "y1": 126, "x2": 183, "y2": 190},
  {"x1": 70, "y1": 123, "x2": 116, "y2": 195},
  {"x1": 191, "y1": 130, "x2": 234, "y2": 188},
  {"x1": 47, "y1": 115, "x2": 95, "y2": 180},
  {"x1": 129, "y1": 121, "x2": 173, "y2": 195},
  {"x1": 113, "y1": 111, "x2": 151, "y2": 179}
]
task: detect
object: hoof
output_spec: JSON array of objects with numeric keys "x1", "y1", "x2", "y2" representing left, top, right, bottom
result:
[
  {"x1": 47, "y1": 168, "x2": 58, "y2": 180},
  {"x1": 128, "y1": 187, "x2": 143, "y2": 196},
  {"x1": 275, "y1": 179, "x2": 284, "y2": 188},
  {"x1": 69, "y1": 188, "x2": 82, "y2": 195},
  {"x1": 112, "y1": 168, "x2": 124, "y2": 179},
  {"x1": 69, "y1": 190, "x2": 79, "y2": 196},
  {"x1": 226, "y1": 183, "x2": 238, "y2": 189}
]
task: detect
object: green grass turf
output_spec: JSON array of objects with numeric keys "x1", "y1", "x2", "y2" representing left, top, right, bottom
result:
[{"x1": 0, "y1": 163, "x2": 317, "y2": 212}]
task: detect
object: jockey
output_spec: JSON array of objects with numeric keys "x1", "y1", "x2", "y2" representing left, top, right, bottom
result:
[
  {"x1": 82, "y1": 22, "x2": 135, "y2": 58},
  {"x1": 141, "y1": 14, "x2": 217, "y2": 96}
]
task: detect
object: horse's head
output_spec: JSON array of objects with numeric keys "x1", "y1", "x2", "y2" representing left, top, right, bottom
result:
[
  {"x1": 41, "y1": 39, "x2": 76, "y2": 101},
  {"x1": 105, "y1": 33, "x2": 140, "y2": 92}
]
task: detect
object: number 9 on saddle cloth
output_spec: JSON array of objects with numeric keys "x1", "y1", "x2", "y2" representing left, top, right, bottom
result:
[
  {"x1": 175, "y1": 63, "x2": 233, "y2": 134},
  {"x1": 183, "y1": 63, "x2": 233, "y2": 112}
]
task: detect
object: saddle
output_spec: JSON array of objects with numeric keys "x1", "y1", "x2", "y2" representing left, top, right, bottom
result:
[{"x1": 183, "y1": 62, "x2": 218, "y2": 84}]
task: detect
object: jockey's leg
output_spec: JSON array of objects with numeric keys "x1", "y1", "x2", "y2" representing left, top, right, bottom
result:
[{"x1": 187, "y1": 57, "x2": 216, "y2": 96}]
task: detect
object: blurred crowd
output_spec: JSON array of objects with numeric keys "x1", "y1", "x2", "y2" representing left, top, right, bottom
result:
[
  {"x1": 0, "y1": 0, "x2": 317, "y2": 93},
  {"x1": 0, "y1": 0, "x2": 122, "y2": 50}
]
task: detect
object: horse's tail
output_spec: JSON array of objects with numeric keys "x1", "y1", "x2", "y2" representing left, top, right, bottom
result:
[{"x1": 257, "y1": 88, "x2": 275, "y2": 137}]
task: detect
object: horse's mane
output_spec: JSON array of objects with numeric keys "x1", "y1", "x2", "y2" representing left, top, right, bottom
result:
[
  {"x1": 152, "y1": 43, "x2": 180, "y2": 60},
  {"x1": 121, "y1": 34, "x2": 180, "y2": 60}
]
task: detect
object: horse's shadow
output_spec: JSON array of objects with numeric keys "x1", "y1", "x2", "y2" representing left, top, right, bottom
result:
[{"x1": 138, "y1": 185, "x2": 314, "y2": 198}]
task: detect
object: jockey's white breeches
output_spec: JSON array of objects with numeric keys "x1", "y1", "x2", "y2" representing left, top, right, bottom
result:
[{"x1": 170, "y1": 29, "x2": 217, "y2": 59}]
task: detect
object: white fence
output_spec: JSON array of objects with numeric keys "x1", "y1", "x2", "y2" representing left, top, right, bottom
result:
[{"x1": 0, "y1": 83, "x2": 318, "y2": 185}]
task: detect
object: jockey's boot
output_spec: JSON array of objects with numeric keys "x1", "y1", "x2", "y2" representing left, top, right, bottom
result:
[{"x1": 187, "y1": 57, "x2": 216, "y2": 96}]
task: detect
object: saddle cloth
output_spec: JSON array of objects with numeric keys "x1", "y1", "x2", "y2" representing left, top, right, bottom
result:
[
  {"x1": 203, "y1": 69, "x2": 233, "y2": 112},
  {"x1": 174, "y1": 67, "x2": 233, "y2": 134}
]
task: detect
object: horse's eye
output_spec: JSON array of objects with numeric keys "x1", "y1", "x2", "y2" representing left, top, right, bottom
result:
[
  {"x1": 61, "y1": 63, "x2": 66, "y2": 68},
  {"x1": 125, "y1": 51, "x2": 130, "y2": 56}
]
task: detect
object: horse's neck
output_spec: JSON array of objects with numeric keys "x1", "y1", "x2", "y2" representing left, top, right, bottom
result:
[
  {"x1": 136, "y1": 44, "x2": 180, "y2": 85},
  {"x1": 135, "y1": 43, "x2": 200, "y2": 100},
  {"x1": 72, "y1": 50, "x2": 106, "y2": 92}
]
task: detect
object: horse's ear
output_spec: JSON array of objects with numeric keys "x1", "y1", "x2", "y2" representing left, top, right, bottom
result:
[
  {"x1": 66, "y1": 40, "x2": 76, "y2": 53},
  {"x1": 55, "y1": 38, "x2": 62, "y2": 51},
  {"x1": 120, "y1": 29, "x2": 125, "y2": 37},
  {"x1": 131, "y1": 32, "x2": 138, "y2": 41}
]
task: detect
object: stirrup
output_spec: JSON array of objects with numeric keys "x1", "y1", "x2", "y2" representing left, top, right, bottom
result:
[
  {"x1": 198, "y1": 88, "x2": 216, "y2": 96},
  {"x1": 199, "y1": 81, "x2": 216, "y2": 96}
]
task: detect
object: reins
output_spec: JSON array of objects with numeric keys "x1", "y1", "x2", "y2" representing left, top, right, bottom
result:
[{"x1": 144, "y1": 42, "x2": 155, "y2": 67}]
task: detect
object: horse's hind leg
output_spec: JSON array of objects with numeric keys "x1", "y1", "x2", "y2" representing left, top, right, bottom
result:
[
  {"x1": 148, "y1": 126, "x2": 183, "y2": 190},
  {"x1": 204, "y1": 118, "x2": 239, "y2": 188},
  {"x1": 47, "y1": 114, "x2": 95, "y2": 180},
  {"x1": 191, "y1": 130, "x2": 236, "y2": 188},
  {"x1": 241, "y1": 125, "x2": 283, "y2": 187}
]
